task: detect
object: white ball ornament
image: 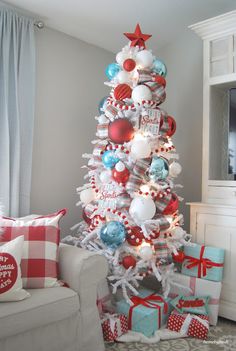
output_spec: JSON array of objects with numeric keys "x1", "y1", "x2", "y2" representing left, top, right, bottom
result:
[
  {"x1": 100, "y1": 170, "x2": 112, "y2": 183},
  {"x1": 136, "y1": 50, "x2": 153, "y2": 68},
  {"x1": 116, "y1": 51, "x2": 127, "y2": 66},
  {"x1": 80, "y1": 188, "x2": 95, "y2": 205},
  {"x1": 129, "y1": 196, "x2": 156, "y2": 221},
  {"x1": 139, "y1": 245, "x2": 153, "y2": 260},
  {"x1": 169, "y1": 162, "x2": 182, "y2": 177},
  {"x1": 115, "y1": 161, "x2": 125, "y2": 172},
  {"x1": 131, "y1": 140, "x2": 151, "y2": 159},
  {"x1": 132, "y1": 85, "x2": 152, "y2": 103},
  {"x1": 116, "y1": 71, "x2": 130, "y2": 84}
]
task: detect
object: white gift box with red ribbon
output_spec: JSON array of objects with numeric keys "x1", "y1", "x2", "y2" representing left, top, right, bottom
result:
[{"x1": 168, "y1": 272, "x2": 222, "y2": 326}]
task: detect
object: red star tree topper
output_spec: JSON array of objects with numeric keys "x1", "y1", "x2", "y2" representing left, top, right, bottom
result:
[{"x1": 124, "y1": 23, "x2": 152, "y2": 48}]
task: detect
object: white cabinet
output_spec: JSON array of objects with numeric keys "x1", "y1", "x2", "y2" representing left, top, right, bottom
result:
[
  {"x1": 189, "y1": 11, "x2": 236, "y2": 321},
  {"x1": 189, "y1": 203, "x2": 236, "y2": 321}
]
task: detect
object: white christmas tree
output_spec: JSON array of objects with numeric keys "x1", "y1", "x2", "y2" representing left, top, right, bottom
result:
[{"x1": 69, "y1": 24, "x2": 189, "y2": 304}]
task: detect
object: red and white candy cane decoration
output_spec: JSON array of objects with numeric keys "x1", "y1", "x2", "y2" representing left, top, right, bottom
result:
[
  {"x1": 138, "y1": 187, "x2": 171, "y2": 200},
  {"x1": 106, "y1": 96, "x2": 158, "y2": 111},
  {"x1": 105, "y1": 143, "x2": 130, "y2": 155}
]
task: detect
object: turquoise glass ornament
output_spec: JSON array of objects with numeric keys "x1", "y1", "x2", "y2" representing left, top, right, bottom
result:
[
  {"x1": 102, "y1": 150, "x2": 119, "y2": 169},
  {"x1": 98, "y1": 96, "x2": 108, "y2": 114},
  {"x1": 105, "y1": 63, "x2": 121, "y2": 80},
  {"x1": 149, "y1": 156, "x2": 169, "y2": 181},
  {"x1": 100, "y1": 221, "x2": 126, "y2": 249},
  {"x1": 152, "y1": 59, "x2": 167, "y2": 77}
]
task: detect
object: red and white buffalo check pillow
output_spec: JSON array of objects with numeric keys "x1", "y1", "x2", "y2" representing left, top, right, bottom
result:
[{"x1": 0, "y1": 209, "x2": 66, "y2": 288}]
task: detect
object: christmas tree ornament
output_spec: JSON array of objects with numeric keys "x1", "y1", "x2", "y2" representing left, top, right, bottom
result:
[
  {"x1": 131, "y1": 85, "x2": 152, "y2": 103},
  {"x1": 116, "y1": 70, "x2": 130, "y2": 84},
  {"x1": 108, "y1": 118, "x2": 134, "y2": 144},
  {"x1": 126, "y1": 226, "x2": 144, "y2": 246},
  {"x1": 80, "y1": 188, "x2": 96, "y2": 205},
  {"x1": 136, "y1": 50, "x2": 153, "y2": 68},
  {"x1": 163, "y1": 193, "x2": 179, "y2": 215},
  {"x1": 149, "y1": 156, "x2": 169, "y2": 181},
  {"x1": 169, "y1": 162, "x2": 182, "y2": 177},
  {"x1": 129, "y1": 196, "x2": 156, "y2": 221},
  {"x1": 105, "y1": 63, "x2": 121, "y2": 80},
  {"x1": 98, "y1": 96, "x2": 109, "y2": 114},
  {"x1": 152, "y1": 58, "x2": 167, "y2": 77},
  {"x1": 172, "y1": 250, "x2": 185, "y2": 263},
  {"x1": 131, "y1": 139, "x2": 151, "y2": 159},
  {"x1": 124, "y1": 24, "x2": 152, "y2": 48},
  {"x1": 116, "y1": 51, "x2": 127, "y2": 66},
  {"x1": 114, "y1": 84, "x2": 132, "y2": 100},
  {"x1": 122, "y1": 255, "x2": 137, "y2": 269},
  {"x1": 166, "y1": 116, "x2": 176, "y2": 137},
  {"x1": 139, "y1": 244, "x2": 153, "y2": 260},
  {"x1": 153, "y1": 75, "x2": 166, "y2": 87},
  {"x1": 123, "y1": 58, "x2": 136, "y2": 72},
  {"x1": 100, "y1": 169, "x2": 112, "y2": 183},
  {"x1": 105, "y1": 105, "x2": 119, "y2": 120},
  {"x1": 112, "y1": 161, "x2": 130, "y2": 184},
  {"x1": 100, "y1": 221, "x2": 126, "y2": 249},
  {"x1": 140, "y1": 109, "x2": 161, "y2": 135},
  {"x1": 102, "y1": 150, "x2": 119, "y2": 169}
]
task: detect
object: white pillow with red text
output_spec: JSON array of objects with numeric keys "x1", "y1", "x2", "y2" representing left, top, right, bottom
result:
[{"x1": 0, "y1": 236, "x2": 30, "y2": 301}]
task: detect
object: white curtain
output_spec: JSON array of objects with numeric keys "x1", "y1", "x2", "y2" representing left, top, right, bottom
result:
[{"x1": 0, "y1": 8, "x2": 35, "y2": 217}]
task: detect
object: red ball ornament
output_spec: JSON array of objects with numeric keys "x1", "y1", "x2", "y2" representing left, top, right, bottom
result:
[
  {"x1": 172, "y1": 250, "x2": 185, "y2": 263},
  {"x1": 122, "y1": 255, "x2": 137, "y2": 269},
  {"x1": 112, "y1": 166, "x2": 130, "y2": 184},
  {"x1": 108, "y1": 118, "x2": 134, "y2": 144},
  {"x1": 114, "y1": 84, "x2": 132, "y2": 100},
  {"x1": 163, "y1": 193, "x2": 179, "y2": 215},
  {"x1": 166, "y1": 116, "x2": 176, "y2": 137},
  {"x1": 127, "y1": 226, "x2": 144, "y2": 246},
  {"x1": 123, "y1": 58, "x2": 136, "y2": 72},
  {"x1": 153, "y1": 75, "x2": 166, "y2": 87}
]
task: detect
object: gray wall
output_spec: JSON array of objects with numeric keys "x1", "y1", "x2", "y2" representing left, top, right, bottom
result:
[
  {"x1": 30, "y1": 27, "x2": 113, "y2": 235},
  {"x1": 157, "y1": 29, "x2": 203, "y2": 232}
]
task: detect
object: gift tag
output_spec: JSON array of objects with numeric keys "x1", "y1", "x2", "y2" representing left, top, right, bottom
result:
[
  {"x1": 140, "y1": 109, "x2": 161, "y2": 136},
  {"x1": 170, "y1": 295, "x2": 210, "y2": 315}
]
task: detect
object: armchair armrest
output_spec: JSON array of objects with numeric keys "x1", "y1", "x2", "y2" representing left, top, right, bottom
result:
[{"x1": 59, "y1": 243, "x2": 108, "y2": 293}]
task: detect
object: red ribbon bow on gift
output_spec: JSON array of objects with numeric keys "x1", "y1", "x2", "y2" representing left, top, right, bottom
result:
[
  {"x1": 184, "y1": 245, "x2": 224, "y2": 278},
  {"x1": 128, "y1": 293, "x2": 168, "y2": 329}
]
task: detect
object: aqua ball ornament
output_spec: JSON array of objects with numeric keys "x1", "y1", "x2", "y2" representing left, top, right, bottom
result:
[
  {"x1": 98, "y1": 96, "x2": 108, "y2": 114},
  {"x1": 100, "y1": 221, "x2": 126, "y2": 249},
  {"x1": 152, "y1": 59, "x2": 167, "y2": 77},
  {"x1": 105, "y1": 63, "x2": 121, "y2": 80},
  {"x1": 149, "y1": 156, "x2": 169, "y2": 181},
  {"x1": 102, "y1": 150, "x2": 119, "y2": 169}
]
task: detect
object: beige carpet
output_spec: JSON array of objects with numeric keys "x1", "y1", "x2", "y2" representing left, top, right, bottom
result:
[{"x1": 105, "y1": 318, "x2": 236, "y2": 351}]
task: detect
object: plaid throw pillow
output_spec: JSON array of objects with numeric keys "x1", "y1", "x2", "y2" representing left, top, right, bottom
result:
[{"x1": 0, "y1": 209, "x2": 66, "y2": 288}]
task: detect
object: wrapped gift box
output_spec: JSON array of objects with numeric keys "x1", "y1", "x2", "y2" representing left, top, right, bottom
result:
[
  {"x1": 116, "y1": 288, "x2": 173, "y2": 337},
  {"x1": 101, "y1": 313, "x2": 128, "y2": 342},
  {"x1": 182, "y1": 244, "x2": 224, "y2": 282},
  {"x1": 167, "y1": 310, "x2": 209, "y2": 339},
  {"x1": 169, "y1": 272, "x2": 222, "y2": 325}
]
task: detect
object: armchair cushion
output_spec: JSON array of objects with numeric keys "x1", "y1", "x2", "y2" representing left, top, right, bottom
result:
[{"x1": 0, "y1": 287, "x2": 79, "y2": 339}]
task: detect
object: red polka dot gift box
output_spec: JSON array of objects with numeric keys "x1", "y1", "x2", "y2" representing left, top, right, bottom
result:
[
  {"x1": 101, "y1": 313, "x2": 128, "y2": 342},
  {"x1": 167, "y1": 310, "x2": 209, "y2": 340}
]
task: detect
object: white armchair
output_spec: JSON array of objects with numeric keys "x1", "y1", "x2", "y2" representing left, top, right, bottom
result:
[{"x1": 0, "y1": 244, "x2": 108, "y2": 351}]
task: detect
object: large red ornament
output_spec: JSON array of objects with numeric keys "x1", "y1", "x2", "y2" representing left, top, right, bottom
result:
[
  {"x1": 123, "y1": 59, "x2": 136, "y2": 72},
  {"x1": 153, "y1": 75, "x2": 166, "y2": 87},
  {"x1": 124, "y1": 24, "x2": 152, "y2": 49},
  {"x1": 172, "y1": 250, "x2": 185, "y2": 263},
  {"x1": 127, "y1": 226, "x2": 144, "y2": 246},
  {"x1": 122, "y1": 255, "x2": 137, "y2": 269},
  {"x1": 114, "y1": 84, "x2": 132, "y2": 101},
  {"x1": 108, "y1": 118, "x2": 134, "y2": 144},
  {"x1": 112, "y1": 167, "x2": 130, "y2": 184},
  {"x1": 163, "y1": 193, "x2": 179, "y2": 215}
]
